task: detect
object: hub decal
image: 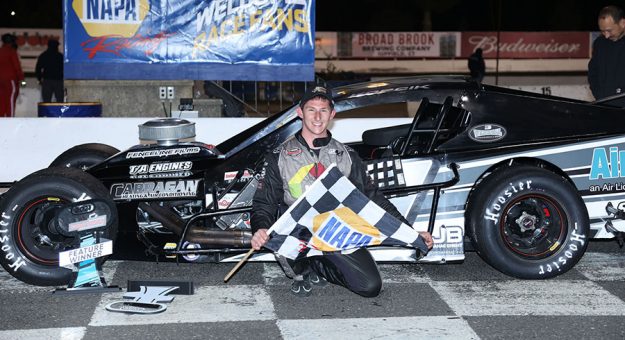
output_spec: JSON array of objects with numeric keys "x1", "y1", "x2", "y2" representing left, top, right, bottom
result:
[{"x1": 110, "y1": 180, "x2": 201, "y2": 200}]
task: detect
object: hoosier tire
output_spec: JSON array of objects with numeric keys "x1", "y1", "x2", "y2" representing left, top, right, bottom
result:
[
  {"x1": 0, "y1": 167, "x2": 118, "y2": 286},
  {"x1": 467, "y1": 165, "x2": 589, "y2": 279},
  {"x1": 49, "y1": 143, "x2": 119, "y2": 170}
]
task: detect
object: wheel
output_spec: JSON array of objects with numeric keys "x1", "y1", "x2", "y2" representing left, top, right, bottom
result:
[
  {"x1": 49, "y1": 143, "x2": 119, "y2": 170},
  {"x1": 467, "y1": 165, "x2": 589, "y2": 279},
  {"x1": 0, "y1": 167, "x2": 118, "y2": 286}
]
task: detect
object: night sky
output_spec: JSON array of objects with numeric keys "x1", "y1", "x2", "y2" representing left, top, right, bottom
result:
[{"x1": 2, "y1": 0, "x2": 624, "y2": 31}]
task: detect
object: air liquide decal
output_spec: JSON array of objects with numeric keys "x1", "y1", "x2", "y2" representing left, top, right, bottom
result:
[
  {"x1": 72, "y1": 0, "x2": 150, "y2": 38},
  {"x1": 110, "y1": 180, "x2": 200, "y2": 200},
  {"x1": 590, "y1": 147, "x2": 625, "y2": 180}
]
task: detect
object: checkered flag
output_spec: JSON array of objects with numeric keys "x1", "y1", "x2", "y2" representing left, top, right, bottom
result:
[{"x1": 264, "y1": 164, "x2": 429, "y2": 260}]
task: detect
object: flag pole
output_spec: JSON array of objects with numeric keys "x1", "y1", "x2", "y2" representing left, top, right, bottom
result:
[{"x1": 223, "y1": 248, "x2": 255, "y2": 282}]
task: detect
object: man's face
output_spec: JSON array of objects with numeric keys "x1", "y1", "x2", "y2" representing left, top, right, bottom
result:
[
  {"x1": 599, "y1": 16, "x2": 625, "y2": 41},
  {"x1": 297, "y1": 97, "x2": 336, "y2": 143}
]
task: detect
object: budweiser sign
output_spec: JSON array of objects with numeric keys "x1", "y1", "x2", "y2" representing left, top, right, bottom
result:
[{"x1": 461, "y1": 32, "x2": 589, "y2": 59}]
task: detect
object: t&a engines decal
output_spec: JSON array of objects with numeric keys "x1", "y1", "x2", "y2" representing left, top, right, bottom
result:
[{"x1": 129, "y1": 161, "x2": 193, "y2": 178}]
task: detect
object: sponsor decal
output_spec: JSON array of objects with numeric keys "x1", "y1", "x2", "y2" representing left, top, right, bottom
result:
[
  {"x1": 126, "y1": 147, "x2": 201, "y2": 159},
  {"x1": 68, "y1": 215, "x2": 108, "y2": 233},
  {"x1": 130, "y1": 161, "x2": 193, "y2": 178},
  {"x1": 590, "y1": 146, "x2": 625, "y2": 180},
  {"x1": 310, "y1": 207, "x2": 383, "y2": 251},
  {"x1": 468, "y1": 124, "x2": 506, "y2": 142},
  {"x1": 223, "y1": 170, "x2": 253, "y2": 182},
  {"x1": 110, "y1": 180, "x2": 201, "y2": 200},
  {"x1": 286, "y1": 148, "x2": 302, "y2": 156},
  {"x1": 59, "y1": 239, "x2": 113, "y2": 267},
  {"x1": 346, "y1": 85, "x2": 421, "y2": 99},
  {"x1": 71, "y1": 0, "x2": 150, "y2": 38}
]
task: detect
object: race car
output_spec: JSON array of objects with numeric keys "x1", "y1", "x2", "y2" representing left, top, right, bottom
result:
[{"x1": 2, "y1": 75, "x2": 625, "y2": 286}]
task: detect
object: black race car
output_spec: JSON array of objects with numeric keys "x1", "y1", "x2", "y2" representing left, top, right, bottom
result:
[{"x1": 2, "y1": 76, "x2": 625, "y2": 286}]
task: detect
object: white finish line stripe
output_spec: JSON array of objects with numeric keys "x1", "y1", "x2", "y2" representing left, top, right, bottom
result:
[
  {"x1": 277, "y1": 316, "x2": 479, "y2": 340},
  {"x1": 431, "y1": 280, "x2": 625, "y2": 316},
  {"x1": 575, "y1": 252, "x2": 625, "y2": 281},
  {"x1": 89, "y1": 285, "x2": 276, "y2": 326},
  {"x1": 0, "y1": 327, "x2": 85, "y2": 340}
]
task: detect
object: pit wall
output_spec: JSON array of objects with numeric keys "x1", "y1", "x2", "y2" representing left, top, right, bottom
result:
[{"x1": 0, "y1": 117, "x2": 411, "y2": 183}]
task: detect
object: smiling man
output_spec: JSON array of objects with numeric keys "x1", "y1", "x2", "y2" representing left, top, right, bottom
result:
[
  {"x1": 250, "y1": 85, "x2": 433, "y2": 297},
  {"x1": 588, "y1": 5, "x2": 625, "y2": 106}
]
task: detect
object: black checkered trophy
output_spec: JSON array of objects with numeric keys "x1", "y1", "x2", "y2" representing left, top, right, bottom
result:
[{"x1": 53, "y1": 199, "x2": 120, "y2": 293}]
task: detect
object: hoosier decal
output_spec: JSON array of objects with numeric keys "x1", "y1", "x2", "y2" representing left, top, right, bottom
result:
[{"x1": 110, "y1": 180, "x2": 200, "y2": 200}]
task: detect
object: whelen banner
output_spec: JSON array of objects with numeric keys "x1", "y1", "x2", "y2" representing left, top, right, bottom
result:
[{"x1": 63, "y1": 0, "x2": 315, "y2": 81}]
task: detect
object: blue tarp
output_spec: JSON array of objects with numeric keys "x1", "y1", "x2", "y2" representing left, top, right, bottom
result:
[{"x1": 64, "y1": 0, "x2": 315, "y2": 81}]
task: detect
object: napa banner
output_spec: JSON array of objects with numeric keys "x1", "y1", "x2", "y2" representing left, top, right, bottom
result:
[{"x1": 63, "y1": 0, "x2": 315, "y2": 80}]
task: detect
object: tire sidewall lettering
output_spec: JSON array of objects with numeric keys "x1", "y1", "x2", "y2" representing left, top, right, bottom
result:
[
  {"x1": 470, "y1": 166, "x2": 589, "y2": 279},
  {"x1": 0, "y1": 210, "x2": 27, "y2": 272},
  {"x1": 484, "y1": 180, "x2": 532, "y2": 223}
]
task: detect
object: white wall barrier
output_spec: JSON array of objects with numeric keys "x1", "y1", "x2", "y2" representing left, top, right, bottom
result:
[{"x1": 0, "y1": 117, "x2": 411, "y2": 183}]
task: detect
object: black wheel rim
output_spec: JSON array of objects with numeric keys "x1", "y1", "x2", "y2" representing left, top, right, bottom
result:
[
  {"x1": 500, "y1": 194, "x2": 566, "y2": 259},
  {"x1": 16, "y1": 196, "x2": 75, "y2": 265}
]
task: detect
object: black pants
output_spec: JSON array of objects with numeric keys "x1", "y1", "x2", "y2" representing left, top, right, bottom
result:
[
  {"x1": 293, "y1": 248, "x2": 382, "y2": 297},
  {"x1": 42, "y1": 79, "x2": 64, "y2": 102}
]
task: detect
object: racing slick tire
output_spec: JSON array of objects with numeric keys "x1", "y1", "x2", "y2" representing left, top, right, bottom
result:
[
  {"x1": 467, "y1": 165, "x2": 589, "y2": 279},
  {"x1": 49, "y1": 143, "x2": 119, "y2": 170},
  {"x1": 0, "y1": 167, "x2": 118, "y2": 286}
]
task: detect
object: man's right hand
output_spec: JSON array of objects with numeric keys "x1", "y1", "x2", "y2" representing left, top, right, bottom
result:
[{"x1": 251, "y1": 228, "x2": 269, "y2": 250}]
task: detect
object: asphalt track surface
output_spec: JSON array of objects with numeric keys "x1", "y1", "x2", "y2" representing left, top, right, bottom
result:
[{"x1": 1, "y1": 240, "x2": 625, "y2": 340}]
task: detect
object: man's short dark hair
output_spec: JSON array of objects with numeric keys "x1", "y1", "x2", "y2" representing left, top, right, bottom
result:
[
  {"x1": 599, "y1": 5, "x2": 625, "y2": 22},
  {"x1": 1, "y1": 34, "x2": 15, "y2": 44}
]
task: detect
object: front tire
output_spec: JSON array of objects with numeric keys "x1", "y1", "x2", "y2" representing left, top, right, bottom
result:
[
  {"x1": 49, "y1": 143, "x2": 119, "y2": 170},
  {"x1": 0, "y1": 167, "x2": 118, "y2": 286},
  {"x1": 467, "y1": 165, "x2": 589, "y2": 279}
]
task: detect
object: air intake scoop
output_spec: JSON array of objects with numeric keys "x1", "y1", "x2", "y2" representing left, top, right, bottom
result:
[{"x1": 139, "y1": 118, "x2": 196, "y2": 146}]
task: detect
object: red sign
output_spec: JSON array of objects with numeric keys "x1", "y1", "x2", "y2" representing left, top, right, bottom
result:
[{"x1": 461, "y1": 32, "x2": 589, "y2": 59}]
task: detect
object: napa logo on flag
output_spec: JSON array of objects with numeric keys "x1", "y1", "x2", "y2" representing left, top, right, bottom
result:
[
  {"x1": 72, "y1": 0, "x2": 150, "y2": 37},
  {"x1": 264, "y1": 163, "x2": 429, "y2": 260},
  {"x1": 311, "y1": 207, "x2": 383, "y2": 251}
]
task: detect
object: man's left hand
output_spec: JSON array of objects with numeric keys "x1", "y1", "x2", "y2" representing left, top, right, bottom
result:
[{"x1": 419, "y1": 231, "x2": 433, "y2": 250}]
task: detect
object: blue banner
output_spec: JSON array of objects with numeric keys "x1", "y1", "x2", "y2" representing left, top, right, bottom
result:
[{"x1": 63, "y1": 0, "x2": 315, "y2": 80}]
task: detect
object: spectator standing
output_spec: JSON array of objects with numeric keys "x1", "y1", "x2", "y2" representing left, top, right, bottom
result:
[
  {"x1": 0, "y1": 34, "x2": 24, "y2": 117},
  {"x1": 467, "y1": 48, "x2": 486, "y2": 83},
  {"x1": 36, "y1": 39, "x2": 64, "y2": 103},
  {"x1": 588, "y1": 5, "x2": 625, "y2": 106}
]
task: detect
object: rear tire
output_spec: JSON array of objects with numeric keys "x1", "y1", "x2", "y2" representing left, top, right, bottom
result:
[
  {"x1": 0, "y1": 167, "x2": 118, "y2": 286},
  {"x1": 467, "y1": 165, "x2": 589, "y2": 279},
  {"x1": 49, "y1": 143, "x2": 119, "y2": 170}
]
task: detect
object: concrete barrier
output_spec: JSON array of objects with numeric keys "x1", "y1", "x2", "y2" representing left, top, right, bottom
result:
[{"x1": 0, "y1": 117, "x2": 411, "y2": 183}]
